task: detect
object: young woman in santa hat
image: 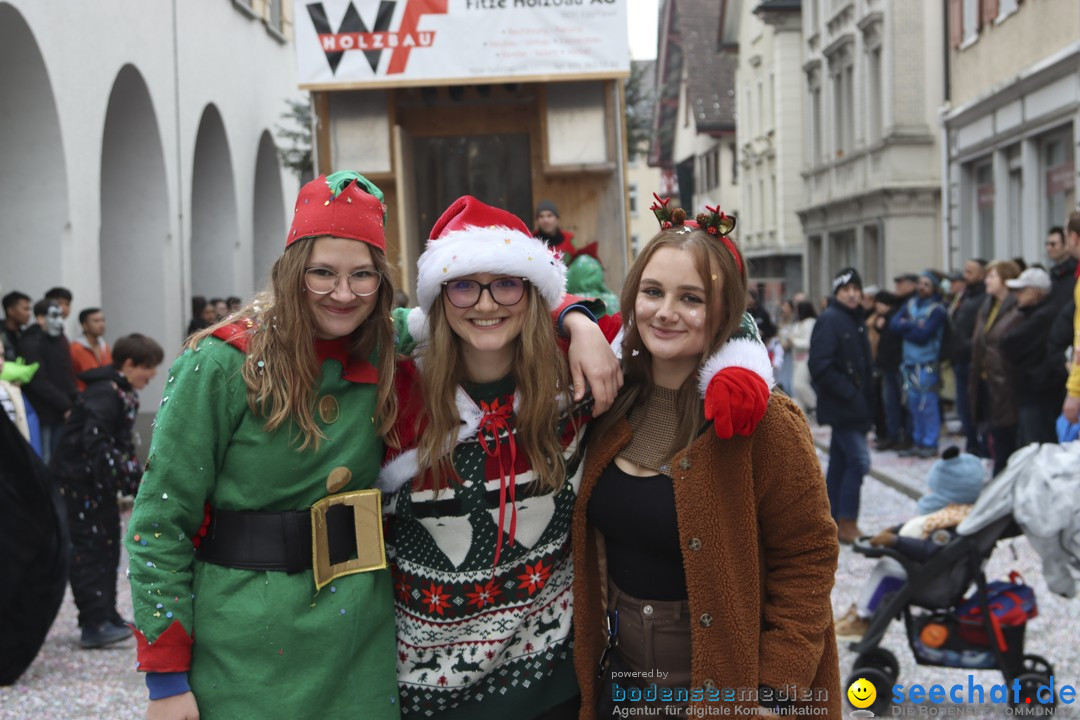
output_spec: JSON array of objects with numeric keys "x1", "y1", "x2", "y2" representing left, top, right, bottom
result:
[
  {"x1": 571, "y1": 201, "x2": 841, "y2": 718},
  {"x1": 376, "y1": 196, "x2": 776, "y2": 720},
  {"x1": 127, "y1": 172, "x2": 404, "y2": 720}
]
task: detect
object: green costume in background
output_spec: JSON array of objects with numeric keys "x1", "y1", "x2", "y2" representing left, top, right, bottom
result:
[
  {"x1": 125, "y1": 336, "x2": 399, "y2": 719},
  {"x1": 565, "y1": 254, "x2": 618, "y2": 316}
]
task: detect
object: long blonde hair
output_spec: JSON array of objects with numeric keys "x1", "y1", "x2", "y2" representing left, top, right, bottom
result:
[
  {"x1": 187, "y1": 236, "x2": 398, "y2": 451},
  {"x1": 415, "y1": 285, "x2": 571, "y2": 493},
  {"x1": 588, "y1": 227, "x2": 747, "y2": 458}
]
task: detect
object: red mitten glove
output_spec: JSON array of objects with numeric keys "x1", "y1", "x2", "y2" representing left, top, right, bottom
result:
[{"x1": 704, "y1": 366, "x2": 770, "y2": 438}]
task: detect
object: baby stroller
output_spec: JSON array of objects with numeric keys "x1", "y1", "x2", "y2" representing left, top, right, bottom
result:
[{"x1": 845, "y1": 514, "x2": 1056, "y2": 715}]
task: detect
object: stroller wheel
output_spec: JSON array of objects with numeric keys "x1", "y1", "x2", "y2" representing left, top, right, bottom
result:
[
  {"x1": 844, "y1": 666, "x2": 892, "y2": 716},
  {"x1": 1011, "y1": 672, "x2": 1056, "y2": 713},
  {"x1": 854, "y1": 647, "x2": 899, "y2": 682},
  {"x1": 1022, "y1": 654, "x2": 1054, "y2": 677}
]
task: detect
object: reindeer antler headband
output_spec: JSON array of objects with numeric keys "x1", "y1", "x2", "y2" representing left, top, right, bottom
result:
[{"x1": 649, "y1": 194, "x2": 742, "y2": 274}]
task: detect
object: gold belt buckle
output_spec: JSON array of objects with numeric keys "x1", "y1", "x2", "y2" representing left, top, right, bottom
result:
[{"x1": 311, "y1": 489, "x2": 386, "y2": 591}]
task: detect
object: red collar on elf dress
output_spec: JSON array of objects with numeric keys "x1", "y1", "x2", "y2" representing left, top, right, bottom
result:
[{"x1": 211, "y1": 322, "x2": 378, "y2": 384}]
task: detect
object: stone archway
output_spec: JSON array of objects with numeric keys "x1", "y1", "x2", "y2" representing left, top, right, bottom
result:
[
  {"x1": 0, "y1": 3, "x2": 69, "y2": 299},
  {"x1": 190, "y1": 105, "x2": 239, "y2": 300},
  {"x1": 252, "y1": 131, "x2": 286, "y2": 290},
  {"x1": 100, "y1": 65, "x2": 170, "y2": 346}
]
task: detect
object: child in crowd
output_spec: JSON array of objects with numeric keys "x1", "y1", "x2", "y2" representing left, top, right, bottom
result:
[
  {"x1": 52, "y1": 333, "x2": 164, "y2": 648},
  {"x1": 834, "y1": 446, "x2": 985, "y2": 640}
]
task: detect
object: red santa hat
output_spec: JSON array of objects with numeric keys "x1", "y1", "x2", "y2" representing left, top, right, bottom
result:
[
  {"x1": 414, "y1": 195, "x2": 567, "y2": 313},
  {"x1": 287, "y1": 171, "x2": 387, "y2": 251}
]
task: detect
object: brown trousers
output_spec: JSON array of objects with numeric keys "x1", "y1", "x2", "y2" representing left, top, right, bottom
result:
[{"x1": 598, "y1": 581, "x2": 693, "y2": 718}]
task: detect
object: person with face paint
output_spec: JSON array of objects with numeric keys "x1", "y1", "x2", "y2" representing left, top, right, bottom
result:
[
  {"x1": 377, "y1": 197, "x2": 769, "y2": 720},
  {"x1": 18, "y1": 299, "x2": 77, "y2": 463},
  {"x1": 572, "y1": 202, "x2": 839, "y2": 718},
  {"x1": 127, "y1": 172, "x2": 404, "y2": 720}
]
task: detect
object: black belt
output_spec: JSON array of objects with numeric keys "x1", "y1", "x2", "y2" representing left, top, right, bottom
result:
[{"x1": 196, "y1": 505, "x2": 358, "y2": 574}]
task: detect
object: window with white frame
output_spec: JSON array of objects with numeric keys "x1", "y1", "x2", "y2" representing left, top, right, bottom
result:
[
  {"x1": 769, "y1": 174, "x2": 777, "y2": 231},
  {"x1": 808, "y1": 72, "x2": 822, "y2": 166},
  {"x1": 768, "y1": 74, "x2": 775, "y2": 133},
  {"x1": 758, "y1": 178, "x2": 765, "y2": 234},
  {"x1": 267, "y1": 0, "x2": 284, "y2": 33},
  {"x1": 866, "y1": 45, "x2": 882, "y2": 144},
  {"x1": 629, "y1": 183, "x2": 639, "y2": 216},
  {"x1": 971, "y1": 158, "x2": 995, "y2": 259},
  {"x1": 998, "y1": 0, "x2": 1019, "y2": 21},
  {"x1": 1041, "y1": 128, "x2": 1076, "y2": 232},
  {"x1": 757, "y1": 80, "x2": 764, "y2": 135},
  {"x1": 962, "y1": 0, "x2": 979, "y2": 43},
  {"x1": 832, "y1": 64, "x2": 851, "y2": 156}
]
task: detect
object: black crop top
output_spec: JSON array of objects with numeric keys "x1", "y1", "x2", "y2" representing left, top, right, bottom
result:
[{"x1": 586, "y1": 460, "x2": 688, "y2": 601}]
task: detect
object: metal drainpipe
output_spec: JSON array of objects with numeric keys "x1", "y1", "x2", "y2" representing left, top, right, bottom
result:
[
  {"x1": 940, "y1": 0, "x2": 952, "y2": 272},
  {"x1": 172, "y1": 0, "x2": 186, "y2": 334}
]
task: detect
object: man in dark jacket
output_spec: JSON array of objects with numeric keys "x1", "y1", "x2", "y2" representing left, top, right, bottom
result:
[
  {"x1": 872, "y1": 293, "x2": 904, "y2": 449},
  {"x1": 809, "y1": 267, "x2": 874, "y2": 544},
  {"x1": 2, "y1": 291, "x2": 32, "y2": 361},
  {"x1": 52, "y1": 333, "x2": 163, "y2": 649},
  {"x1": 19, "y1": 300, "x2": 76, "y2": 464},
  {"x1": 1046, "y1": 226, "x2": 1078, "y2": 306},
  {"x1": 948, "y1": 259, "x2": 987, "y2": 454},
  {"x1": 1002, "y1": 268, "x2": 1066, "y2": 446}
]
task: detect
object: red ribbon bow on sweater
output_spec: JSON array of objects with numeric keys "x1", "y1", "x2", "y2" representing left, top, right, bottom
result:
[{"x1": 476, "y1": 398, "x2": 518, "y2": 569}]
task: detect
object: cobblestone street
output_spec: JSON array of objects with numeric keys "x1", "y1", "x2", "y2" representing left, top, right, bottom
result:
[{"x1": 2, "y1": 429, "x2": 1078, "y2": 719}]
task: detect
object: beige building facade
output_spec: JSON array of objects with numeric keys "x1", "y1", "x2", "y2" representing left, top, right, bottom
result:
[
  {"x1": 736, "y1": 0, "x2": 805, "y2": 305},
  {"x1": 798, "y1": 0, "x2": 943, "y2": 301},
  {"x1": 942, "y1": 0, "x2": 1079, "y2": 267}
]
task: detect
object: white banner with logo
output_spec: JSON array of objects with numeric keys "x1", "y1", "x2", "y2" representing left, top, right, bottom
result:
[{"x1": 295, "y1": 0, "x2": 629, "y2": 89}]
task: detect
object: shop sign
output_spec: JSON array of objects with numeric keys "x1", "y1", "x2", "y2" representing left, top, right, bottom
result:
[
  {"x1": 977, "y1": 183, "x2": 994, "y2": 208},
  {"x1": 296, "y1": 0, "x2": 630, "y2": 89}
]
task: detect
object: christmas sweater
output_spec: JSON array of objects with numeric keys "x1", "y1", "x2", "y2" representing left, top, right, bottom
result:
[
  {"x1": 379, "y1": 362, "x2": 590, "y2": 720},
  {"x1": 125, "y1": 332, "x2": 399, "y2": 720}
]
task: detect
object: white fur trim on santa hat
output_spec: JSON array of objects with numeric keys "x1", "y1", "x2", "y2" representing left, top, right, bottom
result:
[
  {"x1": 697, "y1": 337, "x2": 776, "y2": 398},
  {"x1": 415, "y1": 225, "x2": 567, "y2": 312},
  {"x1": 406, "y1": 307, "x2": 428, "y2": 344}
]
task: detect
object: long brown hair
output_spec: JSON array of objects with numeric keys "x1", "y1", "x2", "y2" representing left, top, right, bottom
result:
[
  {"x1": 415, "y1": 285, "x2": 571, "y2": 493},
  {"x1": 187, "y1": 236, "x2": 398, "y2": 451},
  {"x1": 589, "y1": 226, "x2": 747, "y2": 458}
]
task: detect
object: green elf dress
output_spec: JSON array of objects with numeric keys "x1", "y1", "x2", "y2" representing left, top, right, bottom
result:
[{"x1": 125, "y1": 331, "x2": 399, "y2": 719}]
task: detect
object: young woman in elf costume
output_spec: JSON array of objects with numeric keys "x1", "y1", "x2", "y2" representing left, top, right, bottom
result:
[
  {"x1": 126, "y1": 172, "x2": 403, "y2": 720},
  {"x1": 571, "y1": 202, "x2": 841, "y2": 718},
  {"x1": 376, "y1": 196, "x2": 774, "y2": 720}
]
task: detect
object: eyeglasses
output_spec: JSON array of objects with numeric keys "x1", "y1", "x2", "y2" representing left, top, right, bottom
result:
[
  {"x1": 442, "y1": 277, "x2": 529, "y2": 308},
  {"x1": 304, "y1": 267, "x2": 382, "y2": 297}
]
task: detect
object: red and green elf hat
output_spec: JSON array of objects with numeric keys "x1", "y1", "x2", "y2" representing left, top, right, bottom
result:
[{"x1": 287, "y1": 171, "x2": 387, "y2": 251}]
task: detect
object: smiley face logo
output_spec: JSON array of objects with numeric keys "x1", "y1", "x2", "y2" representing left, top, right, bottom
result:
[{"x1": 847, "y1": 677, "x2": 877, "y2": 709}]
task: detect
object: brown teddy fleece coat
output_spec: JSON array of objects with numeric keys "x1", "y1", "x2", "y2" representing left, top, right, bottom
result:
[{"x1": 571, "y1": 394, "x2": 841, "y2": 717}]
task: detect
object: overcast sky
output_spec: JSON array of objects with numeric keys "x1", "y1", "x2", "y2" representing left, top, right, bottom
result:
[{"x1": 627, "y1": 0, "x2": 660, "y2": 61}]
